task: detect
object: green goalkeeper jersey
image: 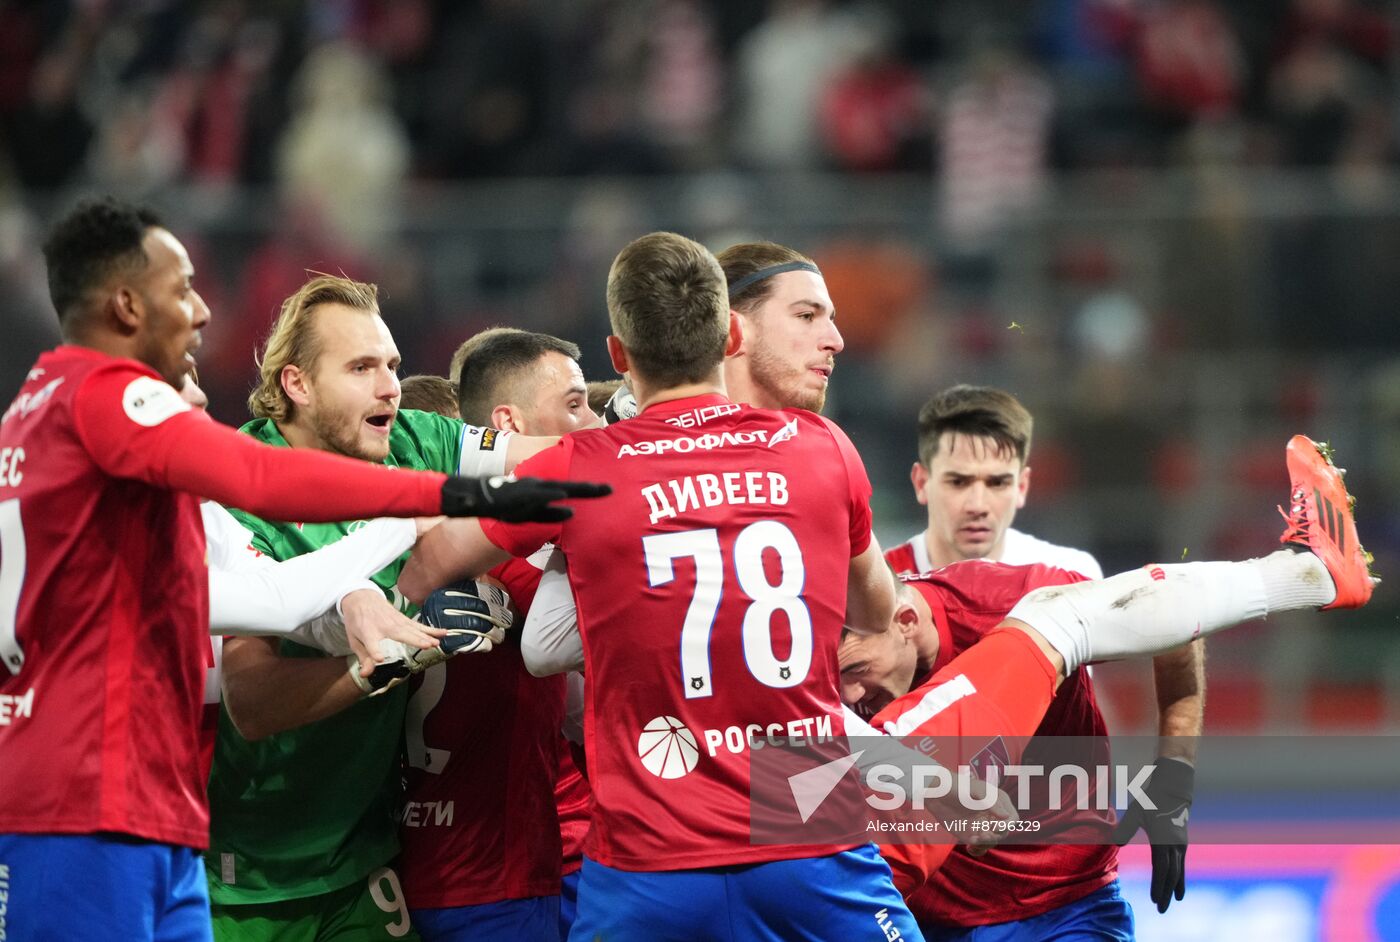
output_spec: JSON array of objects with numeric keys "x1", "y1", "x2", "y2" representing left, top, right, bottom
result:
[{"x1": 205, "y1": 409, "x2": 486, "y2": 905}]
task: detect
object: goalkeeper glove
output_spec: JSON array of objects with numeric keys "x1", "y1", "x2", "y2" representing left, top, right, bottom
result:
[
  {"x1": 440, "y1": 475, "x2": 611, "y2": 523},
  {"x1": 603, "y1": 384, "x2": 639, "y2": 425},
  {"x1": 418, "y1": 578, "x2": 512, "y2": 655},
  {"x1": 1112, "y1": 756, "x2": 1194, "y2": 913},
  {"x1": 349, "y1": 579, "x2": 515, "y2": 696}
]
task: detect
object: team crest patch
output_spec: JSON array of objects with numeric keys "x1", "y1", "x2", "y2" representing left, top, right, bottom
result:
[
  {"x1": 968, "y1": 736, "x2": 1011, "y2": 780},
  {"x1": 122, "y1": 376, "x2": 190, "y2": 427}
]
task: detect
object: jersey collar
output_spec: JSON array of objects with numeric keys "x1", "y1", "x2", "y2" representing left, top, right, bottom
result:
[{"x1": 639, "y1": 393, "x2": 735, "y2": 418}]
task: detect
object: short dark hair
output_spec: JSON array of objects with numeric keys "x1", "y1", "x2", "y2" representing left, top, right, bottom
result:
[
  {"x1": 399, "y1": 374, "x2": 460, "y2": 418},
  {"x1": 917, "y1": 384, "x2": 1033, "y2": 467},
  {"x1": 42, "y1": 197, "x2": 163, "y2": 324},
  {"x1": 607, "y1": 232, "x2": 729, "y2": 388},
  {"x1": 451, "y1": 327, "x2": 581, "y2": 426}
]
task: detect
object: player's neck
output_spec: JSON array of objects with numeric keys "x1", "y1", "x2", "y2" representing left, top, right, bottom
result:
[
  {"x1": 923, "y1": 531, "x2": 958, "y2": 570},
  {"x1": 64, "y1": 325, "x2": 141, "y2": 369},
  {"x1": 277, "y1": 418, "x2": 327, "y2": 453},
  {"x1": 721, "y1": 362, "x2": 760, "y2": 408},
  {"x1": 908, "y1": 590, "x2": 942, "y2": 677},
  {"x1": 924, "y1": 530, "x2": 1005, "y2": 569},
  {"x1": 632, "y1": 373, "x2": 728, "y2": 413}
]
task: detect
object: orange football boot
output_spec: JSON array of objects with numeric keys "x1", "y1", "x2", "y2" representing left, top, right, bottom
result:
[{"x1": 1279, "y1": 435, "x2": 1376, "y2": 609}]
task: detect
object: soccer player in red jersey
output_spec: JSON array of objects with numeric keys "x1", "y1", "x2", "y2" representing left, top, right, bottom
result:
[
  {"x1": 402, "y1": 327, "x2": 600, "y2": 942},
  {"x1": 851, "y1": 434, "x2": 1374, "y2": 914},
  {"x1": 885, "y1": 384, "x2": 1205, "y2": 935},
  {"x1": 522, "y1": 241, "x2": 851, "y2": 939},
  {"x1": 886, "y1": 386, "x2": 1103, "y2": 578},
  {"x1": 401, "y1": 232, "x2": 920, "y2": 941},
  {"x1": 0, "y1": 198, "x2": 600, "y2": 942}
]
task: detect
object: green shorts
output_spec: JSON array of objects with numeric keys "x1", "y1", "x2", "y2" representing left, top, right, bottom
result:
[{"x1": 211, "y1": 866, "x2": 420, "y2": 942}]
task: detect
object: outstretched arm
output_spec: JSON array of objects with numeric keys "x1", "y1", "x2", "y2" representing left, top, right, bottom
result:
[
  {"x1": 76, "y1": 365, "x2": 603, "y2": 525},
  {"x1": 76, "y1": 367, "x2": 447, "y2": 520},
  {"x1": 206, "y1": 510, "x2": 419, "y2": 634},
  {"x1": 399, "y1": 519, "x2": 512, "y2": 604}
]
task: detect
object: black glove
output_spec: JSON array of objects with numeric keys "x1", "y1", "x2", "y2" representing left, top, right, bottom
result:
[
  {"x1": 440, "y1": 475, "x2": 611, "y2": 523},
  {"x1": 1113, "y1": 756, "x2": 1194, "y2": 913}
]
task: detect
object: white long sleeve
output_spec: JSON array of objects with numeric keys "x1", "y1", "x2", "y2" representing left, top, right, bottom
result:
[
  {"x1": 203, "y1": 504, "x2": 417, "y2": 637},
  {"x1": 521, "y1": 550, "x2": 585, "y2": 676}
]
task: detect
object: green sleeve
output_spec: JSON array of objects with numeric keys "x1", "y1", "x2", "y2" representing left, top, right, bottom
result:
[{"x1": 393, "y1": 409, "x2": 468, "y2": 475}]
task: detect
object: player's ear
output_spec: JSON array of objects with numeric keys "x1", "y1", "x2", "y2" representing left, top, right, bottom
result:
[
  {"x1": 724, "y1": 311, "x2": 743, "y2": 357},
  {"x1": 109, "y1": 283, "x2": 142, "y2": 335},
  {"x1": 910, "y1": 462, "x2": 929, "y2": 506},
  {"x1": 281, "y1": 364, "x2": 312, "y2": 409},
  {"x1": 1016, "y1": 464, "x2": 1031, "y2": 509},
  {"x1": 606, "y1": 335, "x2": 629, "y2": 375},
  {"x1": 894, "y1": 601, "x2": 920, "y2": 639},
  {"x1": 729, "y1": 307, "x2": 753, "y2": 356},
  {"x1": 492, "y1": 404, "x2": 522, "y2": 434}
]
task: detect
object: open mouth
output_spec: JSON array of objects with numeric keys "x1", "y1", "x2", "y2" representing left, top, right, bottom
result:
[{"x1": 365, "y1": 414, "x2": 393, "y2": 431}]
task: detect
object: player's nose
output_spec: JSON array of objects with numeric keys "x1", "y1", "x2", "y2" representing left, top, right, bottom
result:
[
  {"x1": 822, "y1": 319, "x2": 845, "y2": 354},
  {"x1": 192, "y1": 290, "x2": 211, "y2": 328},
  {"x1": 378, "y1": 367, "x2": 401, "y2": 400},
  {"x1": 964, "y1": 486, "x2": 990, "y2": 512}
]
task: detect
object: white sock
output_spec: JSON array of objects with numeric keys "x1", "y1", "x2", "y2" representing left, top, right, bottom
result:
[
  {"x1": 1246, "y1": 549, "x2": 1336, "y2": 610},
  {"x1": 1007, "y1": 559, "x2": 1276, "y2": 673}
]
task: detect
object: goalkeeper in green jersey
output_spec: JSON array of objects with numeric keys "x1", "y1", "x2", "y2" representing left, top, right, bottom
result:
[{"x1": 205, "y1": 275, "x2": 565, "y2": 942}]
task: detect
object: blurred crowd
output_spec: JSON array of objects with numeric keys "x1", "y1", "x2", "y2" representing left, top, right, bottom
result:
[{"x1": 1, "y1": 0, "x2": 1396, "y2": 207}]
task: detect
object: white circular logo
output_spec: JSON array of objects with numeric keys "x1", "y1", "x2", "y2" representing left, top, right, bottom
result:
[
  {"x1": 636, "y1": 715, "x2": 700, "y2": 779},
  {"x1": 122, "y1": 376, "x2": 190, "y2": 427}
]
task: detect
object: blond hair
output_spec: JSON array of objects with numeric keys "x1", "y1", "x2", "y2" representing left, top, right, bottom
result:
[
  {"x1": 248, "y1": 274, "x2": 380, "y2": 421},
  {"x1": 606, "y1": 232, "x2": 728, "y2": 388}
]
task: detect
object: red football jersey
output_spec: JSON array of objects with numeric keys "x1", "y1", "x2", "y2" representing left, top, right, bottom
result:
[
  {"x1": 891, "y1": 560, "x2": 1118, "y2": 927},
  {"x1": 0, "y1": 346, "x2": 455, "y2": 851},
  {"x1": 884, "y1": 540, "x2": 920, "y2": 578},
  {"x1": 0, "y1": 349, "x2": 212, "y2": 848},
  {"x1": 399, "y1": 553, "x2": 566, "y2": 908},
  {"x1": 482, "y1": 394, "x2": 873, "y2": 870},
  {"x1": 555, "y1": 745, "x2": 590, "y2": 877}
]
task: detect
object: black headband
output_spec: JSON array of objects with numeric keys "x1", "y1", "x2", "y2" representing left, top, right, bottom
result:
[{"x1": 727, "y1": 261, "x2": 822, "y2": 298}]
